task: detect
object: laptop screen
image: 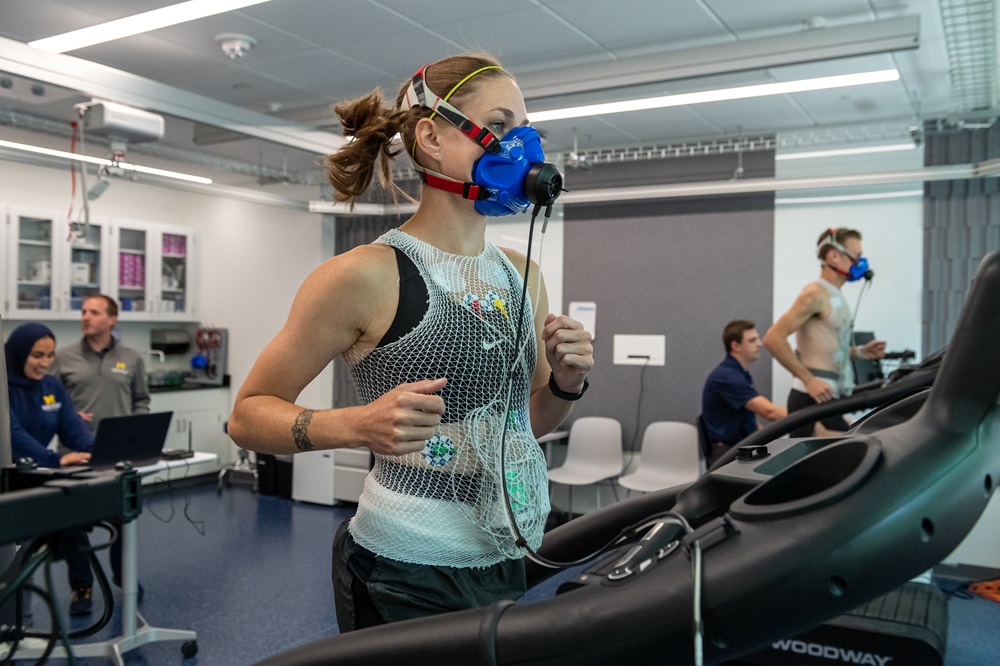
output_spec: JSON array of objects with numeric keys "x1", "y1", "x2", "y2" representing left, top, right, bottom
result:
[{"x1": 87, "y1": 411, "x2": 173, "y2": 470}]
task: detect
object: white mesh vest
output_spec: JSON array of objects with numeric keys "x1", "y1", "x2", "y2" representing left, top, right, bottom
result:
[{"x1": 345, "y1": 229, "x2": 549, "y2": 568}]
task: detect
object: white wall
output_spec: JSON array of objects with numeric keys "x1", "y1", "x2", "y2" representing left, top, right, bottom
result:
[
  {"x1": 769, "y1": 144, "x2": 925, "y2": 406},
  {"x1": 484, "y1": 206, "x2": 564, "y2": 316},
  {"x1": 0, "y1": 161, "x2": 333, "y2": 416},
  {"x1": 770, "y1": 197, "x2": 924, "y2": 405}
]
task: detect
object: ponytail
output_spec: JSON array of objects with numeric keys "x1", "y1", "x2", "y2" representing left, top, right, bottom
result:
[
  {"x1": 323, "y1": 89, "x2": 410, "y2": 210},
  {"x1": 323, "y1": 53, "x2": 510, "y2": 211}
]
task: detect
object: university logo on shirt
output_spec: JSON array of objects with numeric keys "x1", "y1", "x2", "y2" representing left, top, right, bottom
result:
[
  {"x1": 41, "y1": 394, "x2": 62, "y2": 412},
  {"x1": 112, "y1": 361, "x2": 129, "y2": 375}
]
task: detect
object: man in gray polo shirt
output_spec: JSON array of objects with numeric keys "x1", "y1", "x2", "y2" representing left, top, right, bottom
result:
[
  {"x1": 53, "y1": 294, "x2": 150, "y2": 430},
  {"x1": 52, "y1": 293, "x2": 151, "y2": 611}
]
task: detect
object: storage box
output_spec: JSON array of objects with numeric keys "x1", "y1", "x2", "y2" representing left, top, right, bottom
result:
[
  {"x1": 150, "y1": 329, "x2": 191, "y2": 355},
  {"x1": 72, "y1": 262, "x2": 91, "y2": 285}
]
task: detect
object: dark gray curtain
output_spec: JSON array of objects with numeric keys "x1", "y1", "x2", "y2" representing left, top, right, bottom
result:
[{"x1": 922, "y1": 121, "x2": 1000, "y2": 354}]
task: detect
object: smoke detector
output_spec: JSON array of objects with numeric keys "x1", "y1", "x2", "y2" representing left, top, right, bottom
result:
[{"x1": 216, "y1": 33, "x2": 256, "y2": 59}]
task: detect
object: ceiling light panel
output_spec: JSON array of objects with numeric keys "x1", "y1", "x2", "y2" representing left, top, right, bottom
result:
[
  {"x1": 28, "y1": 0, "x2": 275, "y2": 53},
  {"x1": 0, "y1": 138, "x2": 212, "y2": 183},
  {"x1": 529, "y1": 70, "x2": 900, "y2": 122},
  {"x1": 939, "y1": 0, "x2": 998, "y2": 111}
]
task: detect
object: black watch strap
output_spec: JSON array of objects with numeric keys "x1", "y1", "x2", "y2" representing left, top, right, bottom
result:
[{"x1": 548, "y1": 373, "x2": 589, "y2": 401}]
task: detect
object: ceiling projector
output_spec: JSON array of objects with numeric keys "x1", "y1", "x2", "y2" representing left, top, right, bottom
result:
[{"x1": 78, "y1": 100, "x2": 165, "y2": 143}]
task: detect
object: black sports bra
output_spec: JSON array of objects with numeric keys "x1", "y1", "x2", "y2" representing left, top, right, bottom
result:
[{"x1": 377, "y1": 246, "x2": 429, "y2": 348}]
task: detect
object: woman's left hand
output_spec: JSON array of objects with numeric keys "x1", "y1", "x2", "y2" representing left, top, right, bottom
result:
[{"x1": 542, "y1": 313, "x2": 593, "y2": 394}]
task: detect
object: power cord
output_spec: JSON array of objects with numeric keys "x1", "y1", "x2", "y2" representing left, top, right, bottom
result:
[
  {"x1": 146, "y1": 459, "x2": 206, "y2": 536},
  {"x1": 622, "y1": 356, "x2": 651, "y2": 477}
]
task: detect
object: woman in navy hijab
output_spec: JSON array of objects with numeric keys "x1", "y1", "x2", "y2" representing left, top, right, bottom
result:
[
  {"x1": 5, "y1": 322, "x2": 99, "y2": 613},
  {"x1": 5, "y1": 322, "x2": 92, "y2": 468}
]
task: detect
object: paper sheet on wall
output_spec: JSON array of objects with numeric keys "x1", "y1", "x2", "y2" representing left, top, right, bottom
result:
[{"x1": 569, "y1": 301, "x2": 596, "y2": 340}]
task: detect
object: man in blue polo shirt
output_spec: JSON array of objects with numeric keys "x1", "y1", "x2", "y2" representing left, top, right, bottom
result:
[{"x1": 701, "y1": 320, "x2": 786, "y2": 463}]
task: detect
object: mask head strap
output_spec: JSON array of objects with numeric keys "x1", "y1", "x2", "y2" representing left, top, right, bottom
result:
[
  {"x1": 819, "y1": 228, "x2": 859, "y2": 263},
  {"x1": 420, "y1": 170, "x2": 490, "y2": 201},
  {"x1": 401, "y1": 63, "x2": 503, "y2": 156}
]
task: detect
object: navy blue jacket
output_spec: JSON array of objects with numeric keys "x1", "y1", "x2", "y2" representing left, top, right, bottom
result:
[
  {"x1": 701, "y1": 355, "x2": 759, "y2": 447},
  {"x1": 6, "y1": 323, "x2": 93, "y2": 468}
]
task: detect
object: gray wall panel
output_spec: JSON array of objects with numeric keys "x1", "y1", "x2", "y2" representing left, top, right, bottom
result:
[
  {"x1": 923, "y1": 121, "x2": 1000, "y2": 353},
  {"x1": 563, "y1": 193, "x2": 775, "y2": 450}
]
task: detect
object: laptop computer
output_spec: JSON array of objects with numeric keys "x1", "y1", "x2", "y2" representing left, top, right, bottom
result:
[{"x1": 86, "y1": 411, "x2": 173, "y2": 471}]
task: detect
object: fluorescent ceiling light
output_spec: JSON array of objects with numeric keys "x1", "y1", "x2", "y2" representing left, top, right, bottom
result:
[
  {"x1": 528, "y1": 70, "x2": 900, "y2": 123},
  {"x1": 28, "y1": 0, "x2": 273, "y2": 53},
  {"x1": 775, "y1": 189, "x2": 924, "y2": 204},
  {"x1": 0, "y1": 139, "x2": 213, "y2": 184},
  {"x1": 776, "y1": 143, "x2": 916, "y2": 160}
]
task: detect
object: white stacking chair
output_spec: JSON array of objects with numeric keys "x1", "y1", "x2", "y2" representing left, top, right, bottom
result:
[
  {"x1": 618, "y1": 421, "x2": 702, "y2": 495},
  {"x1": 547, "y1": 417, "x2": 623, "y2": 516}
]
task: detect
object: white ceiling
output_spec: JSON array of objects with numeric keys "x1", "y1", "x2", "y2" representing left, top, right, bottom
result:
[{"x1": 0, "y1": 0, "x2": 997, "y2": 204}]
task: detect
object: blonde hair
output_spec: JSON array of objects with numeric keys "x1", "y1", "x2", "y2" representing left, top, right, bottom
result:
[{"x1": 323, "y1": 53, "x2": 510, "y2": 210}]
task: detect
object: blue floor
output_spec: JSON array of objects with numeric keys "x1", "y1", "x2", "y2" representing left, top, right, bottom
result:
[{"x1": 13, "y1": 479, "x2": 1000, "y2": 665}]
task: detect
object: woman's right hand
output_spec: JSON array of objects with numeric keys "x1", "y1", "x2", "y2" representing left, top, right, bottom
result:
[
  {"x1": 60, "y1": 451, "x2": 91, "y2": 467},
  {"x1": 353, "y1": 378, "x2": 447, "y2": 456}
]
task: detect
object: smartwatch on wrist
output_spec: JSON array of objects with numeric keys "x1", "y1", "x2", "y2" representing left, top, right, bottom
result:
[{"x1": 548, "y1": 373, "x2": 589, "y2": 401}]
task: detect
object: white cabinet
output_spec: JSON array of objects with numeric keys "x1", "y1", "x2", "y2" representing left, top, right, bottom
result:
[
  {"x1": 292, "y1": 450, "x2": 336, "y2": 505},
  {"x1": 291, "y1": 447, "x2": 370, "y2": 505},
  {"x1": 2, "y1": 207, "x2": 196, "y2": 322},
  {"x1": 4, "y1": 206, "x2": 112, "y2": 319},
  {"x1": 108, "y1": 218, "x2": 198, "y2": 321},
  {"x1": 150, "y1": 388, "x2": 231, "y2": 465},
  {"x1": 334, "y1": 449, "x2": 370, "y2": 503}
]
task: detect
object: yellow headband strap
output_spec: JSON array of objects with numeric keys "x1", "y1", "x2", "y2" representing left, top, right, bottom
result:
[{"x1": 429, "y1": 65, "x2": 505, "y2": 121}]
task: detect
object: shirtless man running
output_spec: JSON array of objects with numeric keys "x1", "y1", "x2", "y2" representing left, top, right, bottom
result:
[{"x1": 763, "y1": 228, "x2": 886, "y2": 437}]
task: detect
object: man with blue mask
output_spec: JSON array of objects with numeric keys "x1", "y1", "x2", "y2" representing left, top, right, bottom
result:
[{"x1": 764, "y1": 228, "x2": 886, "y2": 437}]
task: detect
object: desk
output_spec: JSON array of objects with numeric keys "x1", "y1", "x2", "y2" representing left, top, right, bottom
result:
[
  {"x1": 12, "y1": 456, "x2": 213, "y2": 663},
  {"x1": 143, "y1": 451, "x2": 218, "y2": 486}
]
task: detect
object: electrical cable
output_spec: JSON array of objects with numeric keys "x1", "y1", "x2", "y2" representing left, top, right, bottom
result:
[
  {"x1": 19, "y1": 584, "x2": 58, "y2": 665},
  {"x1": 497, "y1": 204, "x2": 644, "y2": 569},
  {"x1": 692, "y1": 539, "x2": 704, "y2": 666},
  {"x1": 145, "y1": 459, "x2": 206, "y2": 535},
  {"x1": 65, "y1": 121, "x2": 78, "y2": 240},
  {"x1": 72, "y1": 522, "x2": 118, "y2": 556},
  {"x1": 0, "y1": 542, "x2": 51, "y2": 609},
  {"x1": 2, "y1": 530, "x2": 121, "y2": 661},
  {"x1": 18, "y1": 527, "x2": 118, "y2": 642},
  {"x1": 75, "y1": 108, "x2": 92, "y2": 233},
  {"x1": 621, "y1": 358, "x2": 650, "y2": 477},
  {"x1": 0, "y1": 542, "x2": 54, "y2": 665},
  {"x1": 42, "y1": 561, "x2": 76, "y2": 664},
  {"x1": 145, "y1": 463, "x2": 178, "y2": 524}
]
